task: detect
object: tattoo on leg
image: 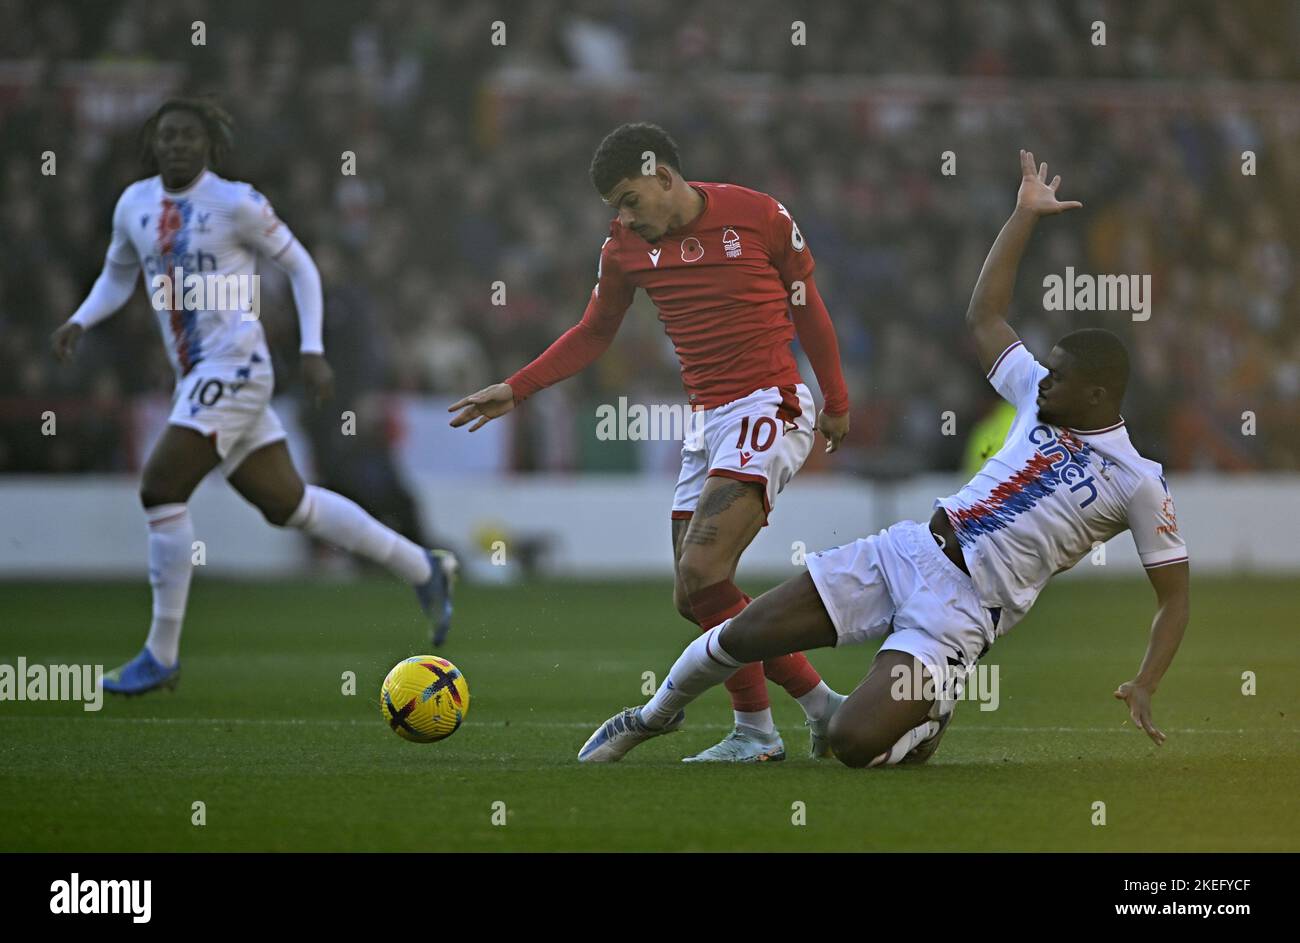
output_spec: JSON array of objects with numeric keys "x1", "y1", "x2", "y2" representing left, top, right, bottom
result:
[
  {"x1": 684, "y1": 523, "x2": 719, "y2": 546},
  {"x1": 696, "y1": 481, "x2": 752, "y2": 520},
  {"x1": 672, "y1": 519, "x2": 691, "y2": 559}
]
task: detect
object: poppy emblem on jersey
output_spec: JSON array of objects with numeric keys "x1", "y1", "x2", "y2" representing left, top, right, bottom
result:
[
  {"x1": 680, "y1": 237, "x2": 704, "y2": 262},
  {"x1": 723, "y1": 228, "x2": 742, "y2": 258}
]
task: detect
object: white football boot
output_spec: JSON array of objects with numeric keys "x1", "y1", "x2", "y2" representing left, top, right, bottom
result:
[
  {"x1": 807, "y1": 690, "x2": 848, "y2": 759},
  {"x1": 578, "y1": 707, "x2": 685, "y2": 763},
  {"x1": 897, "y1": 697, "x2": 956, "y2": 765},
  {"x1": 682, "y1": 724, "x2": 785, "y2": 763}
]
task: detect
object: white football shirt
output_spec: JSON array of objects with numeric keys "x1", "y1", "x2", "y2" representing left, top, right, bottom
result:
[
  {"x1": 104, "y1": 170, "x2": 297, "y2": 376},
  {"x1": 937, "y1": 341, "x2": 1188, "y2": 633}
]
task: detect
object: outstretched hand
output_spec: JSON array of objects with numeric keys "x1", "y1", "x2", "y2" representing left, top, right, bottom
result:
[
  {"x1": 449, "y1": 382, "x2": 516, "y2": 431},
  {"x1": 1113, "y1": 679, "x2": 1166, "y2": 746},
  {"x1": 1016, "y1": 149, "x2": 1083, "y2": 217}
]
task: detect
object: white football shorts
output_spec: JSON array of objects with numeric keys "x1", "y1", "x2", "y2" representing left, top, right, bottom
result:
[
  {"x1": 672, "y1": 383, "x2": 816, "y2": 525},
  {"x1": 805, "y1": 519, "x2": 1002, "y2": 684},
  {"x1": 166, "y1": 349, "x2": 286, "y2": 476}
]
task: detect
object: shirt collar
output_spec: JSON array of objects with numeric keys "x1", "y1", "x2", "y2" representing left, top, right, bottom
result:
[{"x1": 1064, "y1": 417, "x2": 1126, "y2": 436}]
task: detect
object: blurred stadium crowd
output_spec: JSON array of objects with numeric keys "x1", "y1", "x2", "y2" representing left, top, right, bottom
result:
[{"x1": 2, "y1": 0, "x2": 1297, "y2": 474}]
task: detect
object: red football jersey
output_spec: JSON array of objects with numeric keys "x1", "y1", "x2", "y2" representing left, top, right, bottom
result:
[{"x1": 508, "y1": 181, "x2": 848, "y2": 413}]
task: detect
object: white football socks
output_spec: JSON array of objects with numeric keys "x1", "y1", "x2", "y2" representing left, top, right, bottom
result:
[
  {"x1": 286, "y1": 486, "x2": 432, "y2": 585},
  {"x1": 140, "y1": 489, "x2": 431, "y2": 668},
  {"x1": 143, "y1": 503, "x2": 193, "y2": 668},
  {"x1": 641, "y1": 626, "x2": 742, "y2": 728},
  {"x1": 795, "y1": 680, "x2": 834, "y2": 722},
  {"x1": 871, "y1": 719, "x2": 942, "y2": 767},
  {"x1": 734, "y1": 709, "x2": 776, "y2": 735}
]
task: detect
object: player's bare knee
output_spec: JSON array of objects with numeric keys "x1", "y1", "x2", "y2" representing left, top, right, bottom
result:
[
  {"x1": 826, "y1": 714, "x2": 856, "y2": 762},
  {"x1": 827, "y1": 716, "x2": 883, "y2": 769},
  {"x1": 263, "y1": 505, "x2": 297, "y2": 528},
  {"x1": 834, "y1": 746, "x2": 874, "y2": 769},
  {"x1": 675, "y1": 556, "x2": 705, "y2": 593},
  {"x1": 716, "y1": 612, "x2": 761, "y2": 662},
  {"x1": 139, "y1": 479, "x2": 180, "y2": 509},
  {"x1": 833, "y1": 737, "x2": 888, "y2": 769},
  {"x1": 675, "y1": 554, "x2": 729, "y2": 597},
  {"x1": 672, "y1": 582, "x2": 697, "y2": 623},
  {"x1": 828, "y1": 729, "x2": 872, "y2": 768},
  {"x1": 258, "y1": 497, "x2": 300, "y2": 527}
]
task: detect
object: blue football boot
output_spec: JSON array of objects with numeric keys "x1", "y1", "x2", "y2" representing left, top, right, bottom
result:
[
  {"x1": 415, "y1": 549, "x2": 459, "y2": 647},
  {"x1": 579, "y1": 707, "x2": 686, "y2": 763},
  {"x1": 101, "y1": 648, "x2": 180, "y2": 696}
]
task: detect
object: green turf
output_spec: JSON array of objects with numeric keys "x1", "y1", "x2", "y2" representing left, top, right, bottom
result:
[{"x1": 0, "y1": 575, "x2": 1296, "y2": 851}]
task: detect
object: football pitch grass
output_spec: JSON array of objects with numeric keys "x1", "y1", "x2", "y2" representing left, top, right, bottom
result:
[{"x1": 2, "y1": 576, "x2": 1296, "y2": 852}]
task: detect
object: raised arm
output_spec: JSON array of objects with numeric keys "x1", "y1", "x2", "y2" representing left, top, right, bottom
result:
[
  {"x1": 450, "y1": 237, "x2": 634, "y2": 432},
  {"x1": 1114, "y1": 561, "x2": 1190, "y2": 745},
  {"x1": 448, "y1": 295, "x2": 629, "y2": 431},
  {"x1": 966, "y1": 150, "x2": 1082, "y2": 375}
]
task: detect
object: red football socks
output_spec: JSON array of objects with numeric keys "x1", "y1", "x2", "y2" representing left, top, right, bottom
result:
[{"x1": 687, "y1": 580, "x2": 769, "y2": 713}]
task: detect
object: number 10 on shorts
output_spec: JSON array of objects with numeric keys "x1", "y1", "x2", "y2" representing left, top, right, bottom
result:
[{"x1": 735, "y1": 415, "x2": 778, "y2": 453}]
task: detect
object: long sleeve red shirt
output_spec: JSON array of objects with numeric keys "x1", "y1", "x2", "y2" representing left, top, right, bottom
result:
[{"x1": 507, "y1": 182, "x2": 849, "y2": 416}]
